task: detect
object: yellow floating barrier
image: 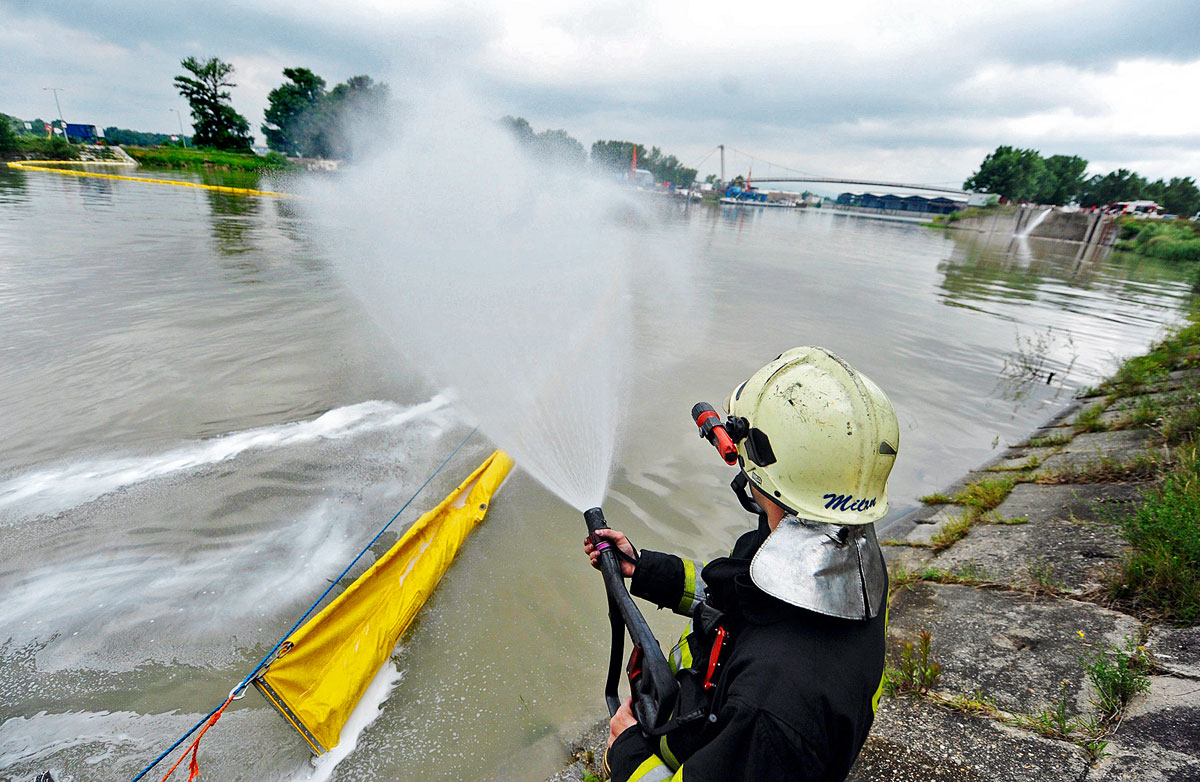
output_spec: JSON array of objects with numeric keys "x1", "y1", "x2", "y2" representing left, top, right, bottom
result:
[
  {"x1": 6, "y1": 160, "x2": 293, "y2": 198},
  {"x1": 253, "y1": 450, "x2": 514, "y2": 754}
]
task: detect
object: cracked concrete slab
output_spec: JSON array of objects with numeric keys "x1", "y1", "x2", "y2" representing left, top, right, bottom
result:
[
  {"x1": 1063, "y1": 398, "x2": 1110, "y2": 426},
  {"x1": 1109, "y1": 391, "x2": 1186, "y2": 411},
  {"x1": 1146, "y1": 625, "x2": 1200, "y2": 679},
  {"x1": 885, "y1": 505, "x2": 963, "y2": 546},
  {"x1": 887, "y1": 583, "x2": 1140, "y2": 717},
  {"x1": 848, "y1": 696, "x2": 1090, "y2": 782},
  {"x1": 1036, "y1": 430, "x2": 1159, "y2": 475},
  {"x1": 883, "y1": 544, "x2": 936, "y2": 574},
  {"x1": 990, "y1": 483, "x2": 1149, "y2": 526},
  {"x1": 986, "y1": 446, "x2": 1061, "y2": 472},
  {"x1": 1088, "y1": 748, "x2": 1200, "y2": 781},
  {"x1": 1084, "y1": 676, "x2": 1200, "y2": 781},
  {"x1": 931, "y1": 521, "x2": 1125, "y2": 593}
]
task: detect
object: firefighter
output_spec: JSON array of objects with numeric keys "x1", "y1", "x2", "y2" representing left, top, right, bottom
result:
[{"x1": 584, "y1": 346, "x2": 898, "y2": 781}]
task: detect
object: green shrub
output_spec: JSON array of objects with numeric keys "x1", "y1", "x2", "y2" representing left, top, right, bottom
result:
[
  {"x1": 1109, "y1": 448, "x2": 1200, "y2": 623},
  {"x1": 1083, "y1": 637, "x2": 1150, "y2": 721}
]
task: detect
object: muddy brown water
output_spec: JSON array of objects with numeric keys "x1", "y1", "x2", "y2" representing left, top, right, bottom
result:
[{"x1": 0, "y1": 168, "x2": 1193, "y2": 781}]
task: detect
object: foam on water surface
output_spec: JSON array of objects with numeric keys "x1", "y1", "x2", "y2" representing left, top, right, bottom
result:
[{"x1": 0, "y1": 397, "x2": 447, "y2": 522}]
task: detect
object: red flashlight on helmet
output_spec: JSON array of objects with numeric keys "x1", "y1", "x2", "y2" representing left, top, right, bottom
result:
[{"x1": 691, "y1": 402, "x2": 747, "y2": 465}]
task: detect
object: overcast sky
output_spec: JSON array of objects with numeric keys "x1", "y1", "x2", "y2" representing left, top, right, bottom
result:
[{"x1": 3, "y1": 0, "x2": 1198, "y2": 186}]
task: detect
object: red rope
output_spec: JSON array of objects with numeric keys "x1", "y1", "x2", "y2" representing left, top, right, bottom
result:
[{"x1": 158, "y1": 696, "x2": 234, "y2": 782}]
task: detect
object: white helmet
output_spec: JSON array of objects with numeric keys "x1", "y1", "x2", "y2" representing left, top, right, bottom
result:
[{"x1": 725, "y1": 346, "x2": 899, "y2": 525}]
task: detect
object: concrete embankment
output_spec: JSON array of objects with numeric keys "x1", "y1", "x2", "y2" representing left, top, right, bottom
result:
[
  {"x1": 947, "y1": 206, "x2": 1117, "y2": 246},
  {"x1": 860, "y1": 346, "x2": 1200, "y2": 780},
  {"x1": 548, "y1": 331, "x2": 1200, "y2": 782}
]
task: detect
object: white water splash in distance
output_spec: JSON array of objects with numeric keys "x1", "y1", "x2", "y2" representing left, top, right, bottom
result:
[{"x1": 306, "y1": 88, "x2": 638, "y2": 510}]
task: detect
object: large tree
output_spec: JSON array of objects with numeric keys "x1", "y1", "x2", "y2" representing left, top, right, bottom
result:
[
  {"x1": 1035, "y1": 154, "x2": 1089, "y2": 205},
  {"x1": 591, "y1": 139, "x2": 647, "y2": 174},
  {"x1": 262, "y1": 67, "x2": 327, "y2": 155},
  {"x1": 0, "y1": 114, "x2": 17, "y2": 155},
  {"x1": 173, "y1": 56, "x2": 253, "y2": 151},
  {"x1": 642, "y1": 146, "x2": 697, "y2": 187},
  {"x1": 1078, "y1": 169, "x2": 1148, "y2": 208},
  {"x1": 502, "y1": 116, "x2": 586, "y2": 167},
  {"x1": 963, "y1": 145, "x2": 1046, "y2": 201},
  {"x1": 307, "y1": 75, "x2": 390, "y2": 159},
  {"x1": 1162, "y1": 177, "x2": 1200, "y2": 217}
]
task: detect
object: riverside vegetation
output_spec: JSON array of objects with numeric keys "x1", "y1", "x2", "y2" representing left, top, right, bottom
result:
[{"x1": 858, "y1": 316, "x2": 1200, "y2": 778}]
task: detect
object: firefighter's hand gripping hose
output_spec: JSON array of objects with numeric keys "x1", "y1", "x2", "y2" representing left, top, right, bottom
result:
[
  {"x1": 128, "y1": 428, "x2": 477, "y2": 782},
  {"x1": 583, "y1": 507, "x2": 679, "y2": 734}
]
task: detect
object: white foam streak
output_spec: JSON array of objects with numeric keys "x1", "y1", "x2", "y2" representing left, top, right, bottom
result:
[
  {"x1": 304, "y1": 658, "x2": 405, "y2": 782},
  {"x1": 0, "y1": 397, "x2": 447, "y2": 521}
]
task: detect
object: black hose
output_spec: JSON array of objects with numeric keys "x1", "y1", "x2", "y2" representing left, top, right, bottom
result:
[{"x1": 584, "y1": 507, "x2": 679, "y2": 733}]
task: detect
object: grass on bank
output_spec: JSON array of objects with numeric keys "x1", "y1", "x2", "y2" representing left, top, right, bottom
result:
[
  {"x1": 1116, "y1": 217, "x2": 1200, "y2": 265},
  {"x1": 1089, "y1": 318, "x2": 1200, "y2": 624},
  {"x1": 927, "y1": 202, "x2": 1014, "y2": 227},
  {"x1": 124, "y1": 145, "x2": 291, "y2": 171},
  {"x1": 1102, "y1": 320, "x2": 1200, "y2": 397},
  {"x1": 1107, "y1": 445, "x2": 1200, "y2": 623},
  {"x1": 2, "y1": 135, "x2": 81, "y2": 161}
]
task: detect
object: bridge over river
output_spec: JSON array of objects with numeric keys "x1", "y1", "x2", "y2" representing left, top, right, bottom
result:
[{"x1": 746, "y1": 176, "x2": 969, "y2": 195}]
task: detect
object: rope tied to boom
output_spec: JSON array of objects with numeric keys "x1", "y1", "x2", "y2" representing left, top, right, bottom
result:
[{"x1": 132, "y1": 426, "x2": 478, "y2": 782}]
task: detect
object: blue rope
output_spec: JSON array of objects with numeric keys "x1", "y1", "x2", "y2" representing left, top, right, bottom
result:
[{"x1": 129, "y1": 427, "x2": 477, "y2": 782}]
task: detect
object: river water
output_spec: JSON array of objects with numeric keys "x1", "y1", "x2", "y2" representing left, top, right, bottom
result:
[{"x1": 0, "y1": 167, "x2": 1193, "y2": 781}]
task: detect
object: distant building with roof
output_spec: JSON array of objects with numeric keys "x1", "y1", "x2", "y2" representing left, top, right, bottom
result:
[{"x1": 835, "y1": 192, "x2": 966, "y2": 215}]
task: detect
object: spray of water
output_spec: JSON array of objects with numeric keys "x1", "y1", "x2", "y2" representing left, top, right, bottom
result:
[
  {"x1": 1017, "y1": 207, "x2": 1052, "y2": 238},
  {"x1": 304, "y1": 87, "x2": 641, "y2": 510}
]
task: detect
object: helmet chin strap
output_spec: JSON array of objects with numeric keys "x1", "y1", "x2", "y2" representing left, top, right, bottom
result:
[{"x1": 730, "y1": 472, "x2": 763, "y2": 515}]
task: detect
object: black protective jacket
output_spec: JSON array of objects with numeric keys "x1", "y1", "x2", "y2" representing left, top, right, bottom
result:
[{"x1": 606, "y1": 517, "x2": 887, "y2": 782}]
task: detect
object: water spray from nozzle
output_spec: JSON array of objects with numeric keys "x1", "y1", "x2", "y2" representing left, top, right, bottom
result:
[{"x1": 691, "y1": 403, "x2": 747, "y2": 465}]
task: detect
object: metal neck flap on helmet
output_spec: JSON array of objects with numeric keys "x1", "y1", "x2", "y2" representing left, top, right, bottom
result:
[{"x1": 748, "y1": 515, "x2": 887, "y2": 620}]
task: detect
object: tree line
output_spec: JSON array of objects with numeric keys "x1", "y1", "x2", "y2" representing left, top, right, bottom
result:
[
  {"x1": 168, "y1": 56, "x2": 388, "y2": 158},
  {"x1": 964, "y1": 145, "x2": 1200, "y2": 216},
  {"x1": 499, "y1": 117, "x2": 697, "y2": 186},
  {"x1": 6, "y1": 54, "x2": 697, "y2": 180}
]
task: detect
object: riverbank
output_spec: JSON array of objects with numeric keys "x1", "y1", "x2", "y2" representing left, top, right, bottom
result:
[
  {"x1": 122, "y1": 145, "x2": 291, "y2": 171},
  {"x1": 549, "y1": 320, "x2": 1200, "y2": 781},
  {"x1": 1116, "y1": 217, "x2": 1200, "y2": 265}
]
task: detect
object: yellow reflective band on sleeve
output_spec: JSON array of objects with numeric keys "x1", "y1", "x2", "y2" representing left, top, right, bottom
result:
[
  {"x1": 628, "y1": 755, "x2": 674, "y2": 782},
  {"x1": 871, "y1": 589, "x2": 891, "y2": 714},
  {"x1": 677, "y1": 559, "x2": 697, "y2": 614},
  {"x1": 675, "y1": 559, "x2": 708, "y2": 616},
  {"x1": 659, "y1": 734, "x2": 681, "y2": 771}
]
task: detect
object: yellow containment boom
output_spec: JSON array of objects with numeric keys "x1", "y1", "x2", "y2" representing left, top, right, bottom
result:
[{"x1": 253, "y1": 450, "x2": 514, "y2": 754}]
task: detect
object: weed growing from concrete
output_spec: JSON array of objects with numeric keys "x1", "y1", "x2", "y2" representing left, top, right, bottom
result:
[
  {"x1": 941, "y1": 688, "x2": 999, "y2": 717},
  {"x1": 1083, "y1": 636, "x2": 1151, "y2": 722},
  {"x1": 953, "y1": 476, "x2": 1016, "y2": 510},
  {"x1": 1015, "y1": 680, "x2": 1079, "y2": 740},
  {"x1": 1080, "y1": 738, "x2": 1110, "y2": 763},
  {"x1": 884, "y1": 630, "x2": 941, "y2": 697},
  {"x1": 1107, "y1": 445, "x2": 1200, "y2": 623},
  {"x1": 1073, "y1": 404, "x2": 1108, "y2": 433},
  {"x1": 920, "y1": 562, "x2": 989, "y2": 585},
  {"x1": 1103, "y1": 321, "x2": 1200, "y2": 396},
  {"x1": 1036, "y1": 452, "x2": 1165, "y2": 485},
  {"x1": 1029, "y1": 431, "x2": 1073, "y2": 448},
  {"x1": 918, "y1": 492, "x2": 954, "y2": 505},
  {"x1": 930, "y1": 511, "x2": 974, "y2": 550},
  {"x1": 1026, "y1": 558, "x2": 1064, "y2": 597}
]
